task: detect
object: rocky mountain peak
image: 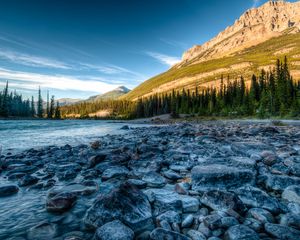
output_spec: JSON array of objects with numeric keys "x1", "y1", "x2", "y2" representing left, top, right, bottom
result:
[{"x1": 179, "y1": 0, "x2": 300, "y2": 67}]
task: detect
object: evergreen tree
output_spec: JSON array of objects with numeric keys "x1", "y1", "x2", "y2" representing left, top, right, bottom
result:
[{"x1": 37, "y1": 87, "x2": 43, "y2": 118}]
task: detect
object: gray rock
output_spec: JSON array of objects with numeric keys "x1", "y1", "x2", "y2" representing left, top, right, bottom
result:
[
  {"x1": 203, "y1": 214, "x2": 222, "y2": 230},
  {"x1": 46, "y1": 192, "x2": 77, "y2": 213},
  {"x1": 263, "y1": 174, "x2": 300, "y2": 192},
  {"x1": 282, "y1": 185, "x2": 300, "y2": 204},
  {"x1": 175, "y1": 182, "x2": 190, "y2": 195},
  {"x1": 163, "y1": 170, "x2": 182, "y2": 181},
  {"x1": 182, "y1": 214, "x2": 194, "y2": 228},
  {"x1": 242, "y1": 218, "x2": 263, "y2": 232},
  {"x1": 200, "y1": 190, "x2": 246, "y2": 214},
  {"x1": 157, "y1": 211, "x2": 181, "y2": 224},
  {"x1": 18, "y1": 174, "x2": 38, "y2": 186},
  {"x1": 94, "y1": 220, "x2": 134, "y2": 240},
  {"x1": 88, "y1": 154, "x2": 107, "y2": 168},
  {"x1": 235, "y1": 185, "x2": 281, "y2": 213},
  {"x1": 150, "y1": 228, "x2": 190, "y2": 240},
  {"x1": 142, "y1": 171, "x2": 166, "y2": 188},
  {"x1": 101, "y1": 166, "x2": 129, "y2": 180},
  {"x1": 126, "y1": 179, "x2": 147, "y2": 189},
  {"x1": 192, "y1": 165, "x2": 255, "y2": 191},
  {"x1": 187, "y1": 230, "x2": 206, "y2": 240},
  {"x1": 280, "y1": 213, "x2": 300, "y2": 230},
  {"x1": 264, "y1": 223, "x2": 300, "y2": 240},
  {"x1": 0, "y1": 185, "x2": 19, "y2": 197},
  {"x1": 159, "y1": 220, "x2": 172, "y2": 230},
  {"x1": 27, "y1": 222, "x2": 58, "y2": 240},
  {"x1": 220, "y1": 217, "x2": 239, "y2": 229},
  {"x1": 84, "y1": 182, "x2": 153, "y2": 234},
  {"x1": 246, "y1": 208, "x2": 274, "y2": 224},
  {"x1": 224, "y1": 225, "x2": 259, "y2": 240}
]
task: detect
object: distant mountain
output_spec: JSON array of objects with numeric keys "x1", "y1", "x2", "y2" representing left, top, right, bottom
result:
[
  {"x1": 57, "y1": 98, "x2": 81, "y2": 106},
  {"x1": 87, "y1": 86, "x2": 130, "y2": 101},
  {"x1": 123, "y1": 0, "x2": 300, "y2": 101}
]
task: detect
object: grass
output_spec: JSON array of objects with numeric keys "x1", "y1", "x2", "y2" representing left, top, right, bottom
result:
[{"x1": 122, "y1": 33, "x2": 300, "y2": 101}]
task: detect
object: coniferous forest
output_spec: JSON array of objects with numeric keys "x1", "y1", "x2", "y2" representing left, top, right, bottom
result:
[
  {"x1": 0, "y1": 82, "x2": 61, "y2": 119},
  {"x1": 61, "y1": 58, "x2": 300, "y2": 119}
]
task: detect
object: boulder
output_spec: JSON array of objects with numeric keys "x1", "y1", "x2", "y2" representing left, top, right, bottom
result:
[
  {"x1": 84, "y1": 182, "x2": 153, "y2": 234},
  {"x1": 192, "y1": 165, "x2": 255, "y2": 191},
  {"x1": 282, "y1": 185, "x2": 300, "y2": 204},
  {"x1": 264, "y1": 223, "x2": 300, "y2": 240},
  {"x1": 150, "y1": 228, "x2": 190, "y2": 240},
  {"x1": 224, "y1": 225, "x2": 259, "y2": 240},
  {"x1": 94, "y1": 220, "x2": 134, "y2": 240},
  {"x1": 0, "y1": 185, "x2": 19, "y2": 197}
]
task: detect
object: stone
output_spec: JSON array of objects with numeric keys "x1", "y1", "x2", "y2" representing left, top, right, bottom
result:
[
  {"x1": 159, "y1": 220, "x2": 171, "y2": 230},
  {"x1": 282, "y1": 185, "x2": 300, "y2": 204},
  {"x1": 175, "y1": 182, "x2": 190, "y2": 195},
  {"x1": 280, "y1": 213, "x2": 300, "y2": 230},
  {"x1": 246, "y1": 208, "x2": 274, "y2": 224},
  {"x1": 0, "y1": 185, "x2": 19, "y2": 197},
  {"x1": 260, "y1": 151, "x2": 278, "y2": 166},
  {"x1": 200, "y1": 190, "x2": 246, "y2": 214},
  {"x1": 150, "y1": 228, "x2": 190, "y2": 240},
  {"x1": 88, "y1": 154, "x2": 107, "y2": 168},
  {"x1": 192, "y1": 165, "x2": 255, "y2": 191},
  {"x1": 203, "y1": 214, "x2": 222, "y2": 230},
  {"x1": 187, "y1": 230, "x2": 206, "y2": 240},
  {"x1": 163, "y1": 170, "x2": 182, "y2": 181},
  {"x1": 182, "y1": 214, "x2": 194, "y2": 228},
  {"x1": 264, "y1": 223, "x2": 300, "y2": 240},
  {"x1": 84, "y1": 182, "x2": 153, "y2": 234},
  {"x1": 242, "y1": 218, "x2": 263, "y2": 232},
  {"x1": 220, "y1": 217, "x2": 239, "y2": 228},
  {"x1": 27, "y1": 222, "x2": 58, "y2": 240},
  {"x1": 46, "y1": 192, "x2": 77, "y2": 213},
  {"x1": 126, "y1": 179, "x2": 147, "y2": 189},
  {"x1": 94, "y1": 220, "x2": 134, "y2": 240},
  {"x1": 224, "y1": 225, "x2": 259, "y2": 240},
  {"x1": 157, "y1": 211, "x2": 181, "y2": 224},
  {"x1": 235, "y1": 185, "x2": 281, "y2": 213},
  {"x1": 101, "y1": 166, "x2": 129, "y2": 180},
  {"x1": 263, "y1": 174, "x2": 300, "y2": 192},
  {"x1": 18, "y1": 174, "x2": 39, "y2": 186},
  {"x1": 142, "y1": 171, "x2": 166, "y2": 188},
  {"x1": 90, "y1": 141, "x2": 101, "y2": 150}
]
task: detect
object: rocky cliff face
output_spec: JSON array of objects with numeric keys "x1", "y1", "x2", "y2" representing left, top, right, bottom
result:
[{"x1": 179, "y1": 1, "x2": 300, "y2": 66}]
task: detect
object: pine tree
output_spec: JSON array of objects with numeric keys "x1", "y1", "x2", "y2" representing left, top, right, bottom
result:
[
  {"x1": 54, "y1": 102, "x2": 61, "y2": 119},
  {"x1": 31, "y1": 96, "x2": 35, "y2": 117},
  {"x1": 1, "y1": 81, "x2": 9, "y2": 117},
  {"x1": 37, "y1": 87, "x2": 43, "y2": 118}
]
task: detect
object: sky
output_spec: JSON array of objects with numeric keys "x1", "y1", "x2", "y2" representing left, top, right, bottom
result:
[{"x1": 0, "y1": 0, "x2": 296, "y2": 99}]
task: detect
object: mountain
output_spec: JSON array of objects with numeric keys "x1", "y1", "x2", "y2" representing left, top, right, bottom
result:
[
  {"x1": 57, "y1": 98, "x2": 81, "y2": 106},
  {"x1": 122, "y1": 0, "x2": 300, "y2": 101},
  {"x1": 87, "y1": 86, "x2": 130, "y2": 101}
]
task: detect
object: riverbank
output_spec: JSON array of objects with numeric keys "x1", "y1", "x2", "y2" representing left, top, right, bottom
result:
[{"x1": 0, "y1": 121, "x2": 300, "y2": 239}]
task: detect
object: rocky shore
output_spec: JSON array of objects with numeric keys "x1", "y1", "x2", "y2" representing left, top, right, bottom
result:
[{"x1": 1, "y1": 122, "x2": 300, "y2": 240}]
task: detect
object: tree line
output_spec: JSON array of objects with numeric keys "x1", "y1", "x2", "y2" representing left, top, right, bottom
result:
[
  {"x1": 61, "y1": 57, "x2": 300, "y2": 119},
  {"x1": 0, "y1": 82, "x2": 61, "y2": 119}
]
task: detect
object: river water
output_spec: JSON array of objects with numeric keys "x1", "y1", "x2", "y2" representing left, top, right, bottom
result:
[{"x1": 0, "y1": 120, "x2": 143, "y2": 153}]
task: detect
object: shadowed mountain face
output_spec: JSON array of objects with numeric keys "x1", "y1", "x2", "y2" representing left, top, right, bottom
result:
[{"x1": 123, "y1": 1, "x2": 300, "y2": 101}]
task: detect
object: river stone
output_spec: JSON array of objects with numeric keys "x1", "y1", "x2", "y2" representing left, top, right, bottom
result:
[
  {"x1": 150, "y1": 228, "x2": 190, "y2": 240},
  {"x1": 224, "y1": 225, "x2": 259, "y2": 240},
  {"x1": 263, "y1": 174, "x2": 300, "y2": 192},
  {"x1": 50, "y1": 183, "x2": 97, "y2": 196},
  {"x1": 88, "y1": 154, "x2": 107, "y2": 168},
  {"x1": 246, "y1": 208, "x2": 274, "y2": 223},
  {"x1": 157, "y1": 211, "x2": 181, "y2": 224},
  {"x1": 101, "y1": 166, "x2": 129, "y2": 180},
  {"x1": 200, "y1": 190, "x2": 246, "y2": 214},
  {"x1": 182, "y1": 214, "x2": 194, "y2": 228},
  {"x1": 27, "y1": 222, "x2": 58, "y2": 240},
  {"x1": 235, "y1": 185, "x2": 281, "y2": 213},
  {"x1": 187, "y1": 230, "x2": 206, "y2": 240},
  {"x1": 84, "y1": 182, "x2": 153, "y2": 234},
  {"x1": 142, "y1": 171, "x2": 166, "y2": 188},
  {"x1": 264, "y1": 223, "x2": 300, "y2": 240},
  {"x1": 46, "y1": 192, "x2": 77, "y2": 213},
  {"x1": 0, "y1": 185, "x2": 19, "y2": 197},
  {"x1": 280, "y1": 213, "x2": 300, "y2": 230},
  {"x1": 282, "y1": 185, "x2": 300, "y2": 204},
  {"x1": 18, "y1": 174, "x2": 39, "y2": 186},
  {"x1": 94, "y1": 220, "x2": 134, "y2": 240},
  {"x1": 163, "y1": 170, "x2": 182, "y2": 180},
  {"x1": 191, "y1": 165, "x2": 255, "y2": 191}
]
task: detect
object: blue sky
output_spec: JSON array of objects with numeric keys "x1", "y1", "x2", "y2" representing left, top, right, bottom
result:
[{"x1": 0, "y1": 0, "x2": 295, "y2": 99}]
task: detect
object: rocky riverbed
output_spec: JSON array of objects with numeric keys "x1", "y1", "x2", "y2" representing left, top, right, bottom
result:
[{"x1": 1, "y1": 122, "x2": 300, "y2": 240}]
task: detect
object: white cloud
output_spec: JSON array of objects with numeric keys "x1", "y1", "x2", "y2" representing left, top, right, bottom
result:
[
  {"x1": 0, "y1": 67, "x2": 119, "y2": 93},
  {"x1": 146, "y1": 51, "x2": 180, "y2": 66},
  {"x1": 252, "y1": 0, "x2": 260, "y2": 8},
  {"x1": 0, "y1": 49, "x2": 71, "y2": 69}
]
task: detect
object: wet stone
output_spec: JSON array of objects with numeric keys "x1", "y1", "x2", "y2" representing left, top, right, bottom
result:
[{"x1": 0, "y1": 184, "x2": 19, "y2": 197}]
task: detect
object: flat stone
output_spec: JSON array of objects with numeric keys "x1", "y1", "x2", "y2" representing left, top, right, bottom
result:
[
  {"x1": 46, "y1": 192, "x2": 77, "y2": 213},
  {"x1": 235, "y1": 185, "x2": 281, "y2": 213},
  {"x1": 192, "y1": 164, "x2": 255, "y2": 191},
  {"x1": 18, "y1": 175, "x2": 38, "y2": 187},
  {"x1": 224, "y1": 225, "x2": 259, "y2": 240},
  {"x1": 88, "y1": 154, "x2": 107, "y2": 168},
  {"x1": 101, "y1": 166, "x2": 129, "y2": 180},
  {"x1": 150, "y1": 228, "x2": 190, "y2": 240},
  {"x1": 27, "y1": 222, "x2": 58, "y2": 240},
  {"x1": 84, "y1": 182, "x2": 153, "y2": 234},
  {"x1": 175, "y1": 182, "x2": 190, "y2": 195},
  {"x1": 163, "y1": 170, "x2": 182, "y2": 181},
  {"x1": 263, "y1": 174, "x2": 300, "y2": 192},
  {"x1": 142, "y1": 171, "x2": 166, "y2": 188},
  {"x1": 94, "y1": 220, "x2": 134, "y2": 240},
  {"x1": 187, "y1": 230, "x2": 206, "y2": 240},
  {"x1": 157, "y1": 211, "x2": 181, "y2": 224},
  {"x1": 280, "y1": 213, "x2": 300, "y2": 230},
  {"x1": 282, "y1": 185, "x2": 300, "y2": 204},
  {"x1": 246, "y1": 208, "x2": 274, "y2": 224},
  {"x1": 264, "y1": 223, "x2": 300, "y2": 240},
  {"x1": 0, "y1": 185, "x2": 19, "y2": 197}
]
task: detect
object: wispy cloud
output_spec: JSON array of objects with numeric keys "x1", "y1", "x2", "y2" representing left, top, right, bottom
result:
[
  {"x1": 146, "y1": 51, "x2": 180, "y2": 66},
  {"x1": 252, "y1": 0, "x2": 260, "y2": 8},
  {"x1": 0, "y1": 49, "x2": 71, "y2": 69},
  {"x1": 160, "y1": 38, "x2": 187, "y2": 49},
  {"x1": 0, "y1": 67, "x2": 119, "y2": 93}
]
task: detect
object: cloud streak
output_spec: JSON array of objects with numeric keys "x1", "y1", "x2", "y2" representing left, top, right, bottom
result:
[
  {"x1": 146, "y1": 51, "x2": 180, "y2": 66},
  {"x1": 0, "y1": 49, "x2": 71, "y2": 69},
  {"x1": 0, "y1": 67, "x2": 120, "y2": 93}
]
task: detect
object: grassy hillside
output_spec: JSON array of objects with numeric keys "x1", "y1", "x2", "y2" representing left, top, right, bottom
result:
[{"x1": 122, "y1": 33, "x2": 300, "y2": 101}]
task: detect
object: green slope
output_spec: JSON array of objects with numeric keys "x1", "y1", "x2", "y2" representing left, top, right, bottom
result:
[{"x1": 122, "y1": 33, "x2": 300, "y2": 101}]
